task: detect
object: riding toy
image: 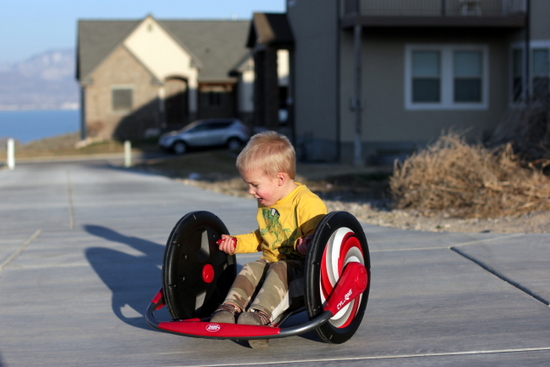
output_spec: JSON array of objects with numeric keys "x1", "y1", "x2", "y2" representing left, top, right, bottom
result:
[{"x1": 146, "y1": 210, "x2": 371, "y2": 347}]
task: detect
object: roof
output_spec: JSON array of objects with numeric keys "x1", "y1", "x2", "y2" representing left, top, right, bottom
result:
[
  {"x1": 246, "y1": 13, "x2": 294, "y2": 48},
  {"x1": 77, "y1": 18, "x2": 250, "y2": 83},
  {"x1": 77, "y1": 20, "x2": 139, "y2": 81},
  {"x1": 228, "y1": 52, "x2": 253, "y2": 77},
  {"x1": 161, "y1": 20, "x2": 249, "y2": 82}
]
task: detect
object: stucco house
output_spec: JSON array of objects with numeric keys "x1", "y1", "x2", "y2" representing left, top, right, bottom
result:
[
  {"x1": 76, "y1": 16, "x2": 255, "y2": 141},
  {"x1": 249, "y1": 0, "x2": 548, "y2": 164}
]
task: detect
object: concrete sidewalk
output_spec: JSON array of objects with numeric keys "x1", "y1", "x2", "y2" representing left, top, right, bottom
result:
[{"x1": 1, "y1": 161, "x2": 549, "y2": 366}]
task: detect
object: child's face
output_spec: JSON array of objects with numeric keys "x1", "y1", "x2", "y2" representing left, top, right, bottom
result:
[{"x1": 240, "y1": 169, "x2": 283, "y2": 207}]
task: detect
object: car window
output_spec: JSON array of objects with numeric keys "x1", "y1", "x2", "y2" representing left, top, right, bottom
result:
[
  {"x1": 216, "y1": 122, "x2": 232, "y2": 129},
  {"x1": 185, "y1": 120, "x2": 233, "y2": 133},
  {"x1": 204, "y1": 122, "x2": 232, "y2": 130},
  {"x1": 191, "y1": 124, "x2": 210, "y2": 132}
]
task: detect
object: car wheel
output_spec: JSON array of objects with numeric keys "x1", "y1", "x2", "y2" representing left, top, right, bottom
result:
[
  {"x1": 171, "y1": 141, "x2": 187, "y2": 155},
  {"x1": 226, "y1": 138, "x2": 242, "y2": 151}
]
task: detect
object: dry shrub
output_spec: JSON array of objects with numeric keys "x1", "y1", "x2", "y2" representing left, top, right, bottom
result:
[
  {"x1": 489, "y1": 102, "x2": 550, "y2": 168},
  {"x1": 390, "y1": 132, "x2": 550, "y2": 219}
]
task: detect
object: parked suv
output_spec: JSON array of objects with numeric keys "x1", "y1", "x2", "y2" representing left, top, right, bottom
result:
[{"x1": 158, "y1": 118, "x2": 250, "y2": 155}]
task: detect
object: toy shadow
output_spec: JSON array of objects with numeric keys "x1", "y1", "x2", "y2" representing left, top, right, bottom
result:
[{"x1": 84, "y1": 224, "x2": 165, "y2": 331}]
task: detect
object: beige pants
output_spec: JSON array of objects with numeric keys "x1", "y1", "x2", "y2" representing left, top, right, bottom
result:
[{"x1": 222, "y1": 259, "x2": 304, "y2": 321}]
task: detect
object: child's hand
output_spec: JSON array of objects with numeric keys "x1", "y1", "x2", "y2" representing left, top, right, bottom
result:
[
  {"x1": 296, "y1": 234, "x2": 313, "y2": 256},
  {"x1": 216, "y1": 235, "x2": 236, "y2": 255}
]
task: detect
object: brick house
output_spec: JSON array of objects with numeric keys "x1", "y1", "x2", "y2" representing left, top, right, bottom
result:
[{"x1": 76, "y1": 15, "x2": 253, "y2": 141}]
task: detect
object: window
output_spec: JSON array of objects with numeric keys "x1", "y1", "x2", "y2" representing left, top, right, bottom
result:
[
  {"x1": 412, "y1": 51, "x2": 440, "y2": 102},
  {"x1": 510, "y1": 41, "x2": 550, "y2": 103},
  {"x1": 512, "y1": 49, "x2": 523, "y2": 102},
  {"x1": 454, "y1": 51, "x2": 482, "y2": 102},
  {"x1": 405, "y1": 44, "x2": 488, "y2": 110},
  {"x1": 112, "y1": 88, "x2": 133, "y2": 112},
  {"x1": 200, "y1": 85, "x2": 229, "y2": 107},
  {"x1": 208, "y1": 91, "x2": 222, "y2": 106},
  {"x1": 533, "y1": 48, "x2": 549, "y2": 101},
  {"x1": 188, "y1": 121, "x2": 232, "y2": 134}
]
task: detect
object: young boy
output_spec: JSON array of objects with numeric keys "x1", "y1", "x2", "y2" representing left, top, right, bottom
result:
[{"x1": 212, "y1": 131, "x2": 327, "y2": 344}]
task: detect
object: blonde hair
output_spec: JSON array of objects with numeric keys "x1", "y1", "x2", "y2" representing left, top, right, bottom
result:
[{"x1": 236, "y1": 131, "x2": 296, "y2": 179}]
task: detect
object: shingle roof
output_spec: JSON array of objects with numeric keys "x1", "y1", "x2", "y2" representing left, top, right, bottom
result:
[
  {"x1": 77, "y1": 18, "x2": 250, "y2": 83},
  {"x1": 228, "y1": 52, "x2": 253, "y2": 76},
  {"x1": 246, "y1": 13, "x2": 293, "y2": 48},
  {"x1": 161, "y1": 20, "x2": 250, "y2": 82},
  {"x1": 76, "y1": 20, "x2": 140, "y2": 81}
]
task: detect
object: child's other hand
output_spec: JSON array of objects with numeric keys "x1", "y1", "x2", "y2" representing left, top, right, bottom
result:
[
  {"x1": 217, "y1": 234, "x2": 236, "y2": 255},
  {"x1": 296, "y1": 234, "x2": 313, "y2": 256}
]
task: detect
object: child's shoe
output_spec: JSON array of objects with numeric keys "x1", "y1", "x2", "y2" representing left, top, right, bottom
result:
[
  {"x1": 210, "y1": 303, "x2": 238, "y2": 324},
  {"x1": 238, "y1": 309, "x2": 271, "y2": 325},
  {"x1": 238, "y1": 309, "x2": 271, "y2": 349}
]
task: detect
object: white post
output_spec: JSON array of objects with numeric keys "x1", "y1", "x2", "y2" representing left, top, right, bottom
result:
[
  {"x1": 124, "y1": 140, "x2": 132, "y2": 168},
  {"x1": 7, "y1": 138, "x2": 15, "y2": 170}
]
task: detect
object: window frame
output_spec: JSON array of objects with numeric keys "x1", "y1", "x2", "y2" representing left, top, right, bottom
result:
[
  {"x1": 208, "y1": 91, "x2": 222, "y2": 106},
  {"x1": 405, "y1": 44, "x2": 489, "y2": 110},
  {"x1": 111, "y1": 86, "x2": 134, "y2": 113},
  {"x1": 510, "y1": 40, "x2": 550, "y2": 104}
]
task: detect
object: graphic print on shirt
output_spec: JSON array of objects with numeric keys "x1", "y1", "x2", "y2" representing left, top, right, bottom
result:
[
  {"x1": 260, "y1": 208, "x2": 302, "y2": 260},
  {"x1": 261, "y1": 208, "x2": 290, "y2": 250}
]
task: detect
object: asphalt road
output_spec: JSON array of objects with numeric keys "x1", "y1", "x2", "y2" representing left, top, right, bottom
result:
[{"x1": 1, "y1": 160, "x2": 549, "y2": 366}]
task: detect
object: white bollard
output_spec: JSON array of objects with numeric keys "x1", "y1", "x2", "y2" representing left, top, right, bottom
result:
[
  {"x1": 124, "y1": 140, "x2": 132, "y2": 167},
  {"x1": 7, "y1": 138, "x2": 15, "y2": 170}
]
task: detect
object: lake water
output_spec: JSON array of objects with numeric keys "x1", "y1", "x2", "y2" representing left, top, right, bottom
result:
[{"x1": 0, "y1": 110, "x2": 80, "y2": 143}]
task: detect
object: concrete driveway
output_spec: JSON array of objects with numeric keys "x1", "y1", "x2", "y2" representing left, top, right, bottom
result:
[{"x1": 1, "y1": 161, "x2": 549, "y2": 366}]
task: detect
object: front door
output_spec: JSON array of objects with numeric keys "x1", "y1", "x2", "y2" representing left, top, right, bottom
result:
[{"x1": 165, "y1": 78, "x2": 188, "y2": 128}]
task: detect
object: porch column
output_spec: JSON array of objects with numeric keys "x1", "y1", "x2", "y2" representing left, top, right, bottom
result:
[
  {"x1": 158, "y1": 86, "x2": 166, "y2": 128},
  {"x1": 188, "y1": 70, "x2": 198, "y2": 121},
  {"x1": 79, "y1": 87, "x2": 86, "y2": 141},
  {"x1": 353, "y1": 1, "x2": 363, "y2": 165}
]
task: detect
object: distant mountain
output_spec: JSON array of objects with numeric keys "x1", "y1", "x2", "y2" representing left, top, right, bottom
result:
[{"x1": 0, "y1": 49, "x2": 79, "y2": 111}]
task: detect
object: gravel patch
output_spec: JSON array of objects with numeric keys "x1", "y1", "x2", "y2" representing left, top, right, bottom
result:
[{"x1": 177, "y1": 175, "x2": 550, "y2": 234}]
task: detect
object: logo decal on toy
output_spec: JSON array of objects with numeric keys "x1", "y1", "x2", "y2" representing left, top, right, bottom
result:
[
  {"x1": 206, "y1": 323, "x2": 221, "y2": 332},
  {"x1": 337, "y1": 289, "x2": 353, "y2": 310}
]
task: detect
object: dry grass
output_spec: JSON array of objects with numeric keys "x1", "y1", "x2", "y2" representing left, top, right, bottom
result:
[
  {"x1": 390, "y1": 132, "x2": 550, "y2": 219},
  {"x1": 136, "y1": 150, "x2": 391, "y2": 203},
  {"x1": 489, "y1": 102, "x2": 550, "y2": 166},
  {"x1": 0, "y1": 132, "x2": 127, "y2": 159}
]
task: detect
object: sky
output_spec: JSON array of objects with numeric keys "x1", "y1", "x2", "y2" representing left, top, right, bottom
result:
[{"x1": 0, "y1": 0, "x2": 286, "y2": 64}]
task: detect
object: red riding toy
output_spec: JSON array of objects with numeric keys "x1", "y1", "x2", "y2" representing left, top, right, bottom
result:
[{"x1": 146, "y1": 211, "x2": 370, "y2": 347}]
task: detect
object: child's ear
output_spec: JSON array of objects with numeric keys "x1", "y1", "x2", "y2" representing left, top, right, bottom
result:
[{"x1": 276, "y1": 172, "x2": 287, "y2": 185}]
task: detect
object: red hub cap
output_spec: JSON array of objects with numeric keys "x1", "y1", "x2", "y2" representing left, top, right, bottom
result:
[{"x1": 202, "y1": 264, "x2": 214, "y2": 283}]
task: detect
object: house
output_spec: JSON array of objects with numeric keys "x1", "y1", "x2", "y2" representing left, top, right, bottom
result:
[
  {"x1": 248, "y1": 0, "x2": 548, "y2": 164},
  {"x1": 76, "y1": 16, "x2": 255, "y2": 141}
]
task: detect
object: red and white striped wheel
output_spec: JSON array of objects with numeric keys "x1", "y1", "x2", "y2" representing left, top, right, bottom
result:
[
  {"x1": 320, "y1": 227, "x2": 365, "y2": 328},
  {"x1": 305, "y1": 211, "x2": 370, "y2": 344}
]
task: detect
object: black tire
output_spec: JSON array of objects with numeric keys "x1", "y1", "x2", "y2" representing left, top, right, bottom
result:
[
  {"x1": 226, "y1": 137, "x2": 242, "y2": 151},
  {"x1": 171, "y1": 140, "x2": 187, "y2": 155},
  {"x1": 305, "y1": 211, "x2": 371, "y2": 344},
  {"x1": 162, "y1": 211, "x2": 237, "y2": 320}
]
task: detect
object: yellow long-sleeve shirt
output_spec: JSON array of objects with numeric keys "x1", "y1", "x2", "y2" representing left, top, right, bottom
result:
[{"x1": 234, "y1": 183, "x2": 327, "y2": 262}]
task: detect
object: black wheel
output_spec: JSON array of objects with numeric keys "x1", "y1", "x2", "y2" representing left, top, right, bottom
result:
[
  {"x1": 305, "y1": 211, "x2": 371, "y2": 344},
  {"x1": 162, "y1": 211, "x2": 237, "y2": 320},
  {"x1": 171, "y1": 140, "x2": 187, "y2": 155},
  {"x1": 226, "y1": 137, "x2": 242, "y2": 151}
]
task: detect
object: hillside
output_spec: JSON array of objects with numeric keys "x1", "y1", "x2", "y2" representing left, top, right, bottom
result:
[{"x1": 0, "y1": 49, "x2": 79, "y2": 110}]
